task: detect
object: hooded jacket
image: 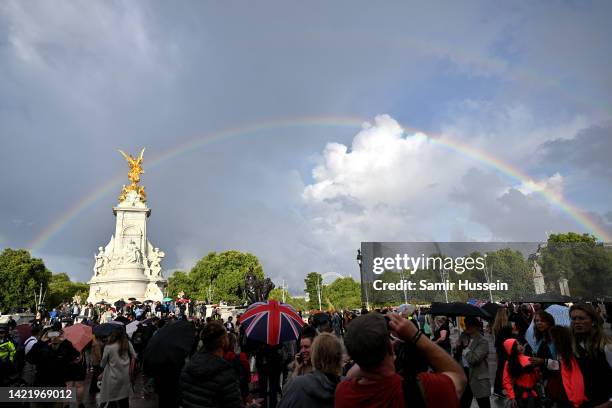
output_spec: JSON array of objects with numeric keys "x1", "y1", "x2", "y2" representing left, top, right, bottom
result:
[
  {"x1": 180, "y1": 351, "x2": 242, "y2": 408},
  {"x1": 502, "y1": 338, "x2": 539, "y2": 400},
  {"x1": 279, "y1": 370, "x2": 339, "y2": 408}
]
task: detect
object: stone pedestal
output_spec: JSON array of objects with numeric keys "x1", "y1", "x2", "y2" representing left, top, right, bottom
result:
[{"x1": 87, "y1": 190, "x2": 166, "y2": 303}]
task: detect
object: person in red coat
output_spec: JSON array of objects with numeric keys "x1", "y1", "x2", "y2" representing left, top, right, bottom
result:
[{"x1": 503, "y1": 338, "x2": 541, "y2": 408}]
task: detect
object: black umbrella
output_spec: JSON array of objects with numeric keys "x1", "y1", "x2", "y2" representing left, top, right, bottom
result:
[
  {"x1": 428, "y1": 302, "x2": 491, "y2": 318},
  {"x1": 114, "y1": 300, "x2": 126, "y2": 308},
  {"x1": 93, "y1": 323, "x2": 124, "y2": 337},
  {"x1": 95, "y1": 301, "x2": 109, "y2": 305},
  {"x1": 481, "y1": 302, "x2": 503, "y2": 319},
  {"x1": 114, "y1": 315, "x2": 130, "y2": 324},
  {"x1": 143, "y1": 299, "x2": 154, "y2": 304},
  {"x1": 143, "y1": 319, "x2": 195, "y2": 374},
  {"x1": 128, "y1": 297, "x2": 137, "y2": 301},
  {"x1": 518, "y1": 293, "x2": 576, "y2": 304}
]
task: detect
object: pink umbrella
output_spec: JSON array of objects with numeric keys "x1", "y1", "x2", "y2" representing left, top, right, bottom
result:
[
  {"x1": 15, "y1": 324, "x2": 32, "y2": 343},
  {"x1": 63, "y1": 323, "x2": 93, "y2": 352}
]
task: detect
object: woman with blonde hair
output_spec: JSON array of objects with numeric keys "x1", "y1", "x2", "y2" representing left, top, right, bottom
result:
[
  {"x1": 491, "y1": 306, "x2": 514, "y2": 398},
  {"x1": 279, "y1": 332, "x2": 343, "y2": 408},
  {"x1": 569, "y1": 303, "x2": 612, "y2": 407}
]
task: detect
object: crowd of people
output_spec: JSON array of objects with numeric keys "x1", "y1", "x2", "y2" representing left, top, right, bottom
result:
[{"x1": 0, "y1": 298, "x2": 610, "y2": 408}]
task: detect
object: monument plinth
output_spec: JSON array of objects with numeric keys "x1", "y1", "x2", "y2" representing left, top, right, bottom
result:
[{"x1": 87, "y1": 148, "x2": 167, "y2": 303}]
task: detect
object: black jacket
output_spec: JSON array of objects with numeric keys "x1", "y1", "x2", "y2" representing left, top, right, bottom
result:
[{"x1": 180, "y1": 351, "x2": 243, "y2": 408}]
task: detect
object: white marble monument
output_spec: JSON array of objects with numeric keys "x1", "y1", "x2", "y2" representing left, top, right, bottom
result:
[{"x1": 87, "y1": 148, "x2": 167, "y2": 303}]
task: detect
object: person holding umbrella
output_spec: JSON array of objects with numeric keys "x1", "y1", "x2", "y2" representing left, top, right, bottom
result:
[{"x1": 180, "y1": 321, "x2": 252, "y2": 408}]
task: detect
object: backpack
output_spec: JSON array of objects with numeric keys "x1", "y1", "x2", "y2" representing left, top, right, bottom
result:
[{"x1": 14, "y1": 337, "x2": 35, "y2": 373}]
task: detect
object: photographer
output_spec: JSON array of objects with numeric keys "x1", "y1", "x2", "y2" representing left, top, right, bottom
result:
[{"x1": 336, "y1": 313, "x2": 465, "y2": 407}]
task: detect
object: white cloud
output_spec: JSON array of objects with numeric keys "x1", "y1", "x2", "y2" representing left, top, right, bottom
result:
[{"x1": 517, "y1": 173, "x2": 564, "y2": 200}]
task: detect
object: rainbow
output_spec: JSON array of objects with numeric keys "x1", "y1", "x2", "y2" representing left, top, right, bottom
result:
[{"x1": 28, "y1": 116, "x2": 610, "y2": 252}]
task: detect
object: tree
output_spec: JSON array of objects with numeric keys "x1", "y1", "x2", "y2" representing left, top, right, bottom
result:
[
  {"x1": 268, "y1": 288, "x2": 308, "y2": 311},
  {"x1": 166, "y1": 270, "x2": 192, "y2": 298},
  {"x1": 482, "y1": 248, "x2": 534, "y2": 301},
  {"x1": 304, "y1": 272, "x2": 323, "y2": 310},
  {"x1": 324, "y1": 277, "x2": 361, "y2": 311},
  {"x1": 0, "y1": 248, "x2": 52, "y2": 313},
  {"x1": 539, "y1": 233, "x2": 612, "y2": 298},
  {"x1": 46, "y1": 273, "x2": 89, "y2": 308},
  {"x1": 188, "y1": 251, "x2": 264, "y2": 304}
]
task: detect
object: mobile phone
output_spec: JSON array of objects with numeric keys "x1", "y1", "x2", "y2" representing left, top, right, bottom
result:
[{"x1": 296, "y1": 353, "x2": 303, "y2": 364}]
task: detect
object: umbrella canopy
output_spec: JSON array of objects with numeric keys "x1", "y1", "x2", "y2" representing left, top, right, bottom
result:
[
  {"x1": 128, "y1": 297, "x2": 137, "y2": 301},
  {"x1": 545, "y1": 304, "x2": 571, "y2": 327},
  {"x1": 481, "y1": 302, "x2": 503, "y2": 319},
  {"x1": 143, "y1": 299, "x2": 154, "y2": 304},
  {"x1": 93, "y1": 322, "x2": 124, "y2": 337},
  {"x1": 428, "y1": 302, "x2": 491, "y2": 319},
  {"x1": 114, "y1": 316, "x2": 130, "y2": 324},
  {"x1": 126, "y1": 320, "x2": 141, "y2": 339},
  {"x1": 140, "y1": 317, "x2": 159, "y2": 326},
  {"x1": 176, "y1": 298, "x2": 190, "y2": 304},
  {"x1": 518, "y1": 293, "x2": 576, "y2": 304},
  {"x1": 525, "y1": 304, "x2": 571, "y2": 351},
  {"x1": 143, "y1": 320, "x2": 195, "y2": 373},
  {"x1": 63, "y1": 323, "x2": 93, "y2": 352},
  {"x1": 162, "y1": 297, "x2": 173, "y2": 302},
  {"x1": 114, "y1": 300, "x2": 126, "y2": 308},
  {"x1": 15, "y1": 324, "x2": 32, "y2": 343},
  {"x1": 240, "y1": 300, "x2": 304, "y2": 346},
  {"x1": 95, "y1": 301, "x2": 109, "y2": 305}
]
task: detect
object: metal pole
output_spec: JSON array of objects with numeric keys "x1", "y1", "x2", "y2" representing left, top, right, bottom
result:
[
  {"x1": 400, "y1": 269, "x2": 408, "y2": 304},
  {"x1": 316, "y1": 277, "x2": 322, "y2": 310}
]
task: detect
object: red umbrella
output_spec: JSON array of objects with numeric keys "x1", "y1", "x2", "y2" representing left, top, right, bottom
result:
[
  {"x1": 15, "y1": 324, "x2": 32, "y2": 343},
  {"x1": 240, "y1": 300, "x2": 304, "y2": 346},
  {"x1": 176, "y1": 298, "x2": 190, "y2": 304},
  {"x1": 63, "y1": 323, "x2": 93, "y2": 352}
]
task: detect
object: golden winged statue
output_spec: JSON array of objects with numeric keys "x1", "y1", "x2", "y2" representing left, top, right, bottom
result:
[{"x1": 118, "y1": 148, "x2": 147, "y2": 202}]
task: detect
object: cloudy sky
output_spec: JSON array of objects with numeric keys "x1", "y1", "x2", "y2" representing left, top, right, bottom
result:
[{"x1": 1, "y1": 1, "x2": 611, "y2": 293}]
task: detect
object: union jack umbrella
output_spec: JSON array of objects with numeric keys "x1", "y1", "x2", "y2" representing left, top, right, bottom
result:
[{"x1": 240, "y1": 300, "x2": 304, "y2": 346}]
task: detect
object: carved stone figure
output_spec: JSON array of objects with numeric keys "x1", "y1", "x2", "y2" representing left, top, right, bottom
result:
[
  {"x1": 124, "y1": 240, "x2": 142, "y2": 264},
  {"x1": 149, "y1": 247, "x2": 165, "y2": 277},
  {"x1": 94, "y1": 247, "x2": 108, "y2": 276}
]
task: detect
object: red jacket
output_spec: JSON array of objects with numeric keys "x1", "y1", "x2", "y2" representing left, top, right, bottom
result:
[{"x1": 502, "y1": 339, "x2": 539, "y2": 400}]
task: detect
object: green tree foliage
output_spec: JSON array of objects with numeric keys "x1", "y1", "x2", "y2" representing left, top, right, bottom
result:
[
  {"x1": 539, "y1": 233, "x2": 612, "y2": 298},
  {"x1": 304, "y1": 272, "x2": 323, "y2": 310},
  {"x1": 46, "y1": 273, "x2": 89, "y2": 308},
  {"x1": 268, "y1": 288, "x2": 308, "y2": 311},
  {"x1": 166, "y1": 270, "x2": 192, "y2": 298},
  {"x1": 481, "y1": 248, "x2": 534, "y2": 301},
  {"x1": 0, "y1": 248, "x2": 52, "y2": 313},
  {"x1": 371, "y1": 270, "x2": 402, "y2": 306},
  {"x1": 170, "y1": 251, "x2": 265, "y2": 304},
  {"x1": 324, "y1": 277, "x2": 361, "y2": 311}
]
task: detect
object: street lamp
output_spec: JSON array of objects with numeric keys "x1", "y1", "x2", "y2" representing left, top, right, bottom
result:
[{"x1": 357, "y1": 249, "x2": 369, "y2": 310}]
